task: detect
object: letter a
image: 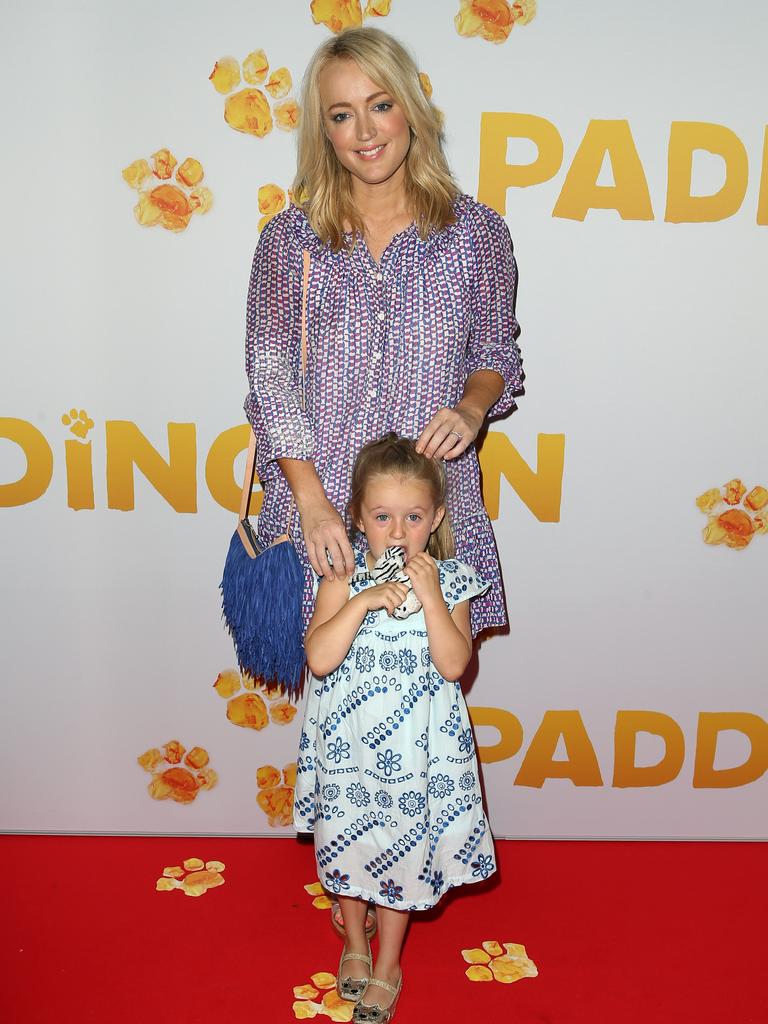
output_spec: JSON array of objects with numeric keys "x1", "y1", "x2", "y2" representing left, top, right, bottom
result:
[{"x1": 553, "y1": 120, "x2": 654, "y2": 221}]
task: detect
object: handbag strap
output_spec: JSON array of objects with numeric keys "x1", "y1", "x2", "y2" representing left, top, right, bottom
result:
[{"x1": 239, "y1": 249, "x2": 311, "y2": 528}]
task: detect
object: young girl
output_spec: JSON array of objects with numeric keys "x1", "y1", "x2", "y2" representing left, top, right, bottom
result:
[{"x1": 294, "y1": 434, "x2": 497, "y2": 1023}]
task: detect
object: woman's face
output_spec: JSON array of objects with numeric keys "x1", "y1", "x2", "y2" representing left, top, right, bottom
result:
[{"x1": 318, "y1": 58, "x2": 411, "y2": 190}]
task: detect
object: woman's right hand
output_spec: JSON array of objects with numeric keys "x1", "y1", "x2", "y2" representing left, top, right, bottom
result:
[
  {"x1": 362, "y1": 582, "x2": 409, "y2": 616},
  {"x1": 301, "y1": 501, "x2": 356, "y2": 580}
]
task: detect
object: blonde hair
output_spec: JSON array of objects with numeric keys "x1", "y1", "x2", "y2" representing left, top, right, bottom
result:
[
  {"x1": 293, "y1": 26, "x2": 460, "y2": 252},
  {"x1": 348, "y1": 433, "x2": 455, "y2": 560}
]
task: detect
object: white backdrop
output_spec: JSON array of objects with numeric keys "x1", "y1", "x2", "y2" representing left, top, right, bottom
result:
[{"x1": 1, "y1": 0, "x2": 766, "y2": 838}]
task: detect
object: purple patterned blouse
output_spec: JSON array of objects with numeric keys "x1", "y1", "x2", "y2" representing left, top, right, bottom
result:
[{"x1": 244, "y1": 193, "x2": 523, "y2": 637}]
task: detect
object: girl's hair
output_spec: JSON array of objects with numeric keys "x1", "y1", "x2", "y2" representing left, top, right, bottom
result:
[
  {"x1": 292, "y1": 26, "x2": 460, "y2": 252},
  {"x1": 348, "y1": 433, "x2": 455, "y2": 559}
]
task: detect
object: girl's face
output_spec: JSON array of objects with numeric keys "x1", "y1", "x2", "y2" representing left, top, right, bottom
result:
[
  {"x1": 356, "y1": 474, "x2": 445, "y2": 560},
  {"x1": 318, "y1": 58, "x2": 411, "y2": 189}
]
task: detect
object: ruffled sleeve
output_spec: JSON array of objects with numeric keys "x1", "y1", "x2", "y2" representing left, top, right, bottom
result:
[
  {"x1": 463, "y1": 199, "x2": 524, "y2": 418},
  {"x1": 438, "y1": 558, "x2": 491, "y2": 613},
  {"x1": 243, "y1": 208, "x2": 316, "y2": 481}
]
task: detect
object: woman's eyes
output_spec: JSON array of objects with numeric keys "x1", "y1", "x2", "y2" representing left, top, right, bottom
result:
[{"x1": 331, "y1": 102, "x2": 393, "y2": 123}]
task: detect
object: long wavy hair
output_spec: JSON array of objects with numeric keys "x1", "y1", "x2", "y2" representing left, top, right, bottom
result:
[
  {"x1": 348, "y1": 433, "x2": 455, "y2": 560},
  {"x1": 292, "y1": 26, "x2": 460, "y2": 252}
]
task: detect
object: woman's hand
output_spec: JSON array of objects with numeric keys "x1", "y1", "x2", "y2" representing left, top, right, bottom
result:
[
  {"x1": 361, "y1": 582, "x2": 410, "y2": 616},
  {"x1": 404, "y1": 552, "x2": 442, "y2": 610},
  {"x1": 300, "y1": 501, "x2": 355, "y2": 580},
  {"x1": 415, "y1": 402, "x2": 484, "y2": 461}
]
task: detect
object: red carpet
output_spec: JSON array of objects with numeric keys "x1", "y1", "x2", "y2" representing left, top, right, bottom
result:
[{"x1": 2, "y1": 835, "x2": 765, "y2": 1023}]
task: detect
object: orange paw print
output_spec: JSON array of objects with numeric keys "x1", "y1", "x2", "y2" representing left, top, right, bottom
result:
[
  {"x1": 696, "y1": 478, "x2": 768, "y2": 550},
  {"x1": 462, "y1": 940, "x2": 539, "y2": 983},
  {"x1": 122, "y1": 149, "x2": 212, "y2": 232},
  {"x1": 304, "y1": 880, "x2": 334, "y2": 910},
  {"x1": 156, "y1": 857, "x2": 226, "y2": 897},
  {"x1": 455, "y1": 0, "x2": 537, "y2": 44},
  {"x1": 213, "y1": 669, "x2": 298, "y2": 730},
  {"x1": 256, "y1": 762, "x2": 296, "y2": 827},
  {"x1": 209, "y1": 51, "x2": 299, "y2": 137},
  {"x1": 258, "y1": 183, "x2": 290, "y2": 232},
  {"x1": 310, "y1": 0, "x2": 391, "y2": 34},
  {"x1": 137, "y1": 740, "x2": 218, "y2": 803},
  {"x1": 257, "y1": 182, "x2": 310, "y2": 231},
  {"x1": 293, "y1": 972, "x2": 353, "y2": 1021},
  {"x1": 61, "y1": 408, "x2": 94, "y2": 439},
  {"x1": 418, "y1": 72, "x2": 433, "y2": 99}
]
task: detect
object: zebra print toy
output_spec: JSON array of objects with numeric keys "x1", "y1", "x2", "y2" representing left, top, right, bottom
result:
[{"x1": 367, "y1": 545, "x2": 422, "y2": 619}]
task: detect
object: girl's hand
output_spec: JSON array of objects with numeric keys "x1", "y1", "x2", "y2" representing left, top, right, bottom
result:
[
  {"x1": 300, "y1": 501, "x2": 355, "y2": 580},
  {"x1": 404, "y1": 552, "x2": 442, "y2": 609},
  {"x1": 362, "y1": 582, "x2": 410, "y2": 616},
  {"x1": 415, "y1": 402, "x2": 484, "y2": 461}
]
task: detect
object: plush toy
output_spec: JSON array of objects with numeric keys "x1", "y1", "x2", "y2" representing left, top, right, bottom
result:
[{"x1": 369, "y1": 546, "x2": 422, "y2": 619}]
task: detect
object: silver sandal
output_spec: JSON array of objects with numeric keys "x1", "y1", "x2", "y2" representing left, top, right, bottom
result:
[
  {"x1": 352, "y1": 971, "x2": 403, "y2": 1023},
  {"x1": 336, "y1": 941, "x2": 372, "y2": 1003}
]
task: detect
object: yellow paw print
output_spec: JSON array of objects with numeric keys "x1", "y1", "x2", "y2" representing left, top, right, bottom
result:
[
  {"x1": 209, "y1": 51, "x2": 299, "y2": 137},
  {"x1": 697, "y1": 478, "x2": 768, "y2": 550},
  {"x1": 156, "y1": 857, "x2": 226, "y2": 897},
  {"x1": 137, "y1": 740, "x2": 218, "y2": 803},
  {"x1": 122, "y1": 149, "x2": 213, "y2": 232},
  {"x1": 455, "y1": 0, "x2": 537, "y2": 44},
  {"x1": 213, "y1": 669, "x2": 298, "y2": 730},
  {"x1": 461, "y1": 940, "x2": 539, "y2": 984},
  {"x1": 256, "y1": 762, "x2": 296, "y2": 827},
  {"x1": 310, "y1": 0, "x2": 391, "y2": 34},
  {"x1": 258, "y1": 183, "x2": 290, "y2": 232},
  {"x1": 61, "y1": 408, "x2": 94, "y2": 440},
  {"x1": 304, "y1": 880, "x2": 334, "y2": 910},
  {"x1": 293, "y1": 972, "x2": 353, "y2": 1021}
]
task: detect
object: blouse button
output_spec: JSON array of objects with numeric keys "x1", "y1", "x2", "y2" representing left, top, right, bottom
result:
[
  {"x1": 376, "y1": 272, "x2": 383, "y2": 282},
  {"x1": 377, "y1": 310, "x2": 385, "y2": 321}
]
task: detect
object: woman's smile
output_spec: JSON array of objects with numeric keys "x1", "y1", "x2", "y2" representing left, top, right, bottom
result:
[{"x1": 355, "y1": 142, "x2": 387, "y2": 160}]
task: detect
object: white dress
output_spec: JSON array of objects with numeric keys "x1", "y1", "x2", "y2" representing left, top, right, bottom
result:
[{"x1": 294, "y1": 550, "x2": 497, "y2": 911}]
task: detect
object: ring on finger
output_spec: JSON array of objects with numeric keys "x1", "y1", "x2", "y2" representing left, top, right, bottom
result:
[{"x1": 448, "y1": 430, "x2": 463, "y2": 441}]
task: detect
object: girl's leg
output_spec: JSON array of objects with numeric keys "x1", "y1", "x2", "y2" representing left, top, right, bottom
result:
[
  {"x1": 359, "y1": 906, "x2": 408, "y2": 1010},
  {"x1": 332, "y1": 901, "x2": 377, "y2": 935},
  {"x1": 337, "y1": 895, "x2": 372, "y2": 983}
]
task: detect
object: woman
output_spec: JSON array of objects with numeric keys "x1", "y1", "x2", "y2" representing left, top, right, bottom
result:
[{"x1": 244, "y1": 25, "x2": 523, "y2": 1020}]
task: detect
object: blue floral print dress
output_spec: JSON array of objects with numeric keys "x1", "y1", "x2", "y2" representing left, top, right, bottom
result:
[{"x1": 294, "y1": 551, "x2": 497, "y2": 911}]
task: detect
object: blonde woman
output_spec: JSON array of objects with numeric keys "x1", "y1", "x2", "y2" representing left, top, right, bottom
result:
[{"x1": 244, "y1": 25, "x2": 523, "y2": 1022}]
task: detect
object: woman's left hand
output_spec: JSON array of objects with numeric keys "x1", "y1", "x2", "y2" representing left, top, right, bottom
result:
[
  {"x1": 404, "y1": 552, "x2": 443, "y2": 610},
  {"x1": 415, "y1": 402, "x2": 483, "y2": 461}
]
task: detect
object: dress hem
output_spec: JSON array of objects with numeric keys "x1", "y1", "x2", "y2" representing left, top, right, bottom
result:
[
  {"x1": 471, "y1": 614, "x2": 507, "y2": 640},
  {"x1": 323, "y1": 871, "x2": 496, "y2": 912},
  {"x1": 292, "y1": 839, "x2": 497, "y2": 911}
]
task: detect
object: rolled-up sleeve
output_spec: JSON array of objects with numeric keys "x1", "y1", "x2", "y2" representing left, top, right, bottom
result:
[
  {"x1": 464, "y1": 202, "x2": 524, "y2": 418},
  {"x1": 243, "y1": 212, "x2": 315, "y2": 479}
]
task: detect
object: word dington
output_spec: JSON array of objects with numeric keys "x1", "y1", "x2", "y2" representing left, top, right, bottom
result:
[
  {"x1": 0, "y1": 419, "x2": 565, "y2": 521},
  {"x1": 479, "y1": 114, "x2": 768, "y2": 223},
  {"x1": 471, "y1": 708, "x2": 768, "y2": 789}
]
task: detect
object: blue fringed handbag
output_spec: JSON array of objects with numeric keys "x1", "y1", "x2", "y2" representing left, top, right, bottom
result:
[{"x1": 220, "y1": 250, "x2": 312, "y2": 698}]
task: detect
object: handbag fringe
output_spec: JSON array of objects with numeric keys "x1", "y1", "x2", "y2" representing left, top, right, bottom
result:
[{"x1": 220, "y1": 531, "x2": 306, "y2": 696}]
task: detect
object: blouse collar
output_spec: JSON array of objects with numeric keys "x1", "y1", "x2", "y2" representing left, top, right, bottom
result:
[{"x1": 289, "y1": 193, "x2": 471, "y2": 263}]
